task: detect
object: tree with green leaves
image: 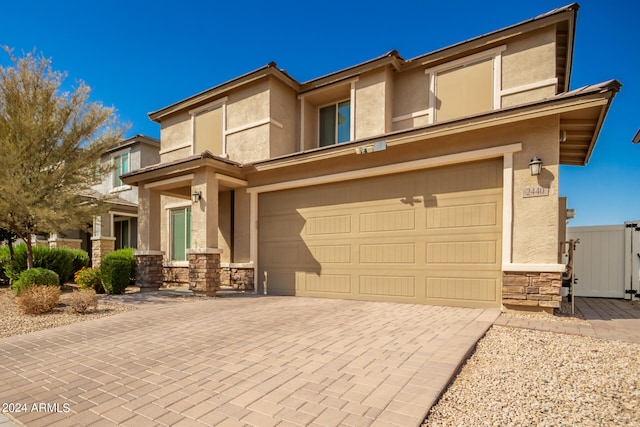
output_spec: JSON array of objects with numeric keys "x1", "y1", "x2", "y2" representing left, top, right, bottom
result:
[
  {"x1": 0, "y1": 228, "x2": 17, "y2": 259},
  {"x1": 0, "y1": 47, "x2": 127, "y2": 269}
]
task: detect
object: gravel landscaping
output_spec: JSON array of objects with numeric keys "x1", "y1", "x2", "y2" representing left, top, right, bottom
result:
[
  {"x1": 424, "y1": 323, "x2": 640, "y2": 426},
  {"x1": 0, "y1": 286, "x2": 137, "y2": 338}
]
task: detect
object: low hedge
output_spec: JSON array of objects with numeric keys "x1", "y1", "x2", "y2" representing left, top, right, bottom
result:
[
  {"x1": 4, "y1": 245, "x2": 90, "y2": 285},
  {"x1": 11, "y1": 268, "x2": 60, "y2": 296},
  {"x1": 100, "y1": 258, "x2": 131, "y2": 295},
  {"x1": 102, "y1": 248, "x2": 136, "y2": 286}
]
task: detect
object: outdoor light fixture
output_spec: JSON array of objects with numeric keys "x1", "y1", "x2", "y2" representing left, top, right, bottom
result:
[
  {"x1": 529, "y1": 156, "x2": 543, "y2": 176},
  {"x1": 191, "y1": 191, "x2": 202, "y2": 203}
]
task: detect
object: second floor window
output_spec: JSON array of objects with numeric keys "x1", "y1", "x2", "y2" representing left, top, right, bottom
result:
[
  {"x1": 113, "y1": 152, "x2": 129, "y2": 187},
  {"x1": 194, "y1": 105, "x2": 223, "y2": 155},
  {"x1": 319, "y1": 100, "x2": 351, "y2": 147}
]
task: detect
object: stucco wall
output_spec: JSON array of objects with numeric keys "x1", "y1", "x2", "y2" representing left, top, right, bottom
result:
[
  {"x1": 354, "y1": 69, "x2": 390, "y2": 139},
  {"x1": 269, "y1": 77, "x2": 297, "y2": 158},
  {"x1": 501, "y1": 26, "x2": 557, "y2": 105},
  {"x1": 218, "y1": 191, "x2": 232, "y2": 263},
  {"x1": 160, "y1": 113, "x2": 192, "y2": 162},
  {"x1": 511, "y1": 115, "x2": 559, "y2": 264},
  {"x1": 227, "y1": 126, "x2": 270, "y2": 163},
  {"x1": 233, "y1": 189, "x2": 251, "y2": 263}
]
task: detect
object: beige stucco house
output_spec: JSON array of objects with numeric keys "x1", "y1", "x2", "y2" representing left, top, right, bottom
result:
[
  {"x1": 49, "y1": 135, "x2": 160, "y2": 266},
  {"x1": 123, "y1": 3, "x2": 619, "y2": 311}
]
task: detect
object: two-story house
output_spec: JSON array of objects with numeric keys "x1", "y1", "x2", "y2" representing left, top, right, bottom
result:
[
  {"x1": 123, "y1": 3, "x2": 619, "y2": 312},
  {"x1": 50, "y1": 134, "x2": 160, "y2": 266}
]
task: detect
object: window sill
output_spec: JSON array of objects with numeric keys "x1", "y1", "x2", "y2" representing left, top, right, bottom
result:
[
  {"x1": 165, "y1": 261, "x2": 189, "y2": 268},
  {"x1": 110, "y1": 185, "x2": 131, "y2": 193}
]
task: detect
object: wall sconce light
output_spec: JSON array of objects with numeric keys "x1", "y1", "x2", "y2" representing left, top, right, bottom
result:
[
  {"x1": 191, "y1": 191, "x2": 202, "y2": 203},
  {"x1": 529, "y1": 156, "x2": 543, "y2": 176}
]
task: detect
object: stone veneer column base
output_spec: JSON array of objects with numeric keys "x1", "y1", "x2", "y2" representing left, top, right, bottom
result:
[
  {"x1": 220, "y1": 263, "x2": 255, "y2": 291},
  {"x1": 135, "y1": 251, "x2": 164, "y2": 292},
  {"x1": 188, "y1": 249, "x2": 221, "y2": 296},
  {"x1": 502, "y1": 271, "x2": 563, "y2": 312},
  {"x1": 163, "y1": 266, "x2": 189, "y2": 288},
  {"x1": 91, "y1": 237, "x2": 116, "y2": 268}
]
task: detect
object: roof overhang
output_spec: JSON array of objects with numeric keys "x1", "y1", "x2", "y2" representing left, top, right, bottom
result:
[
  {"x1": 148, "y1": 64, "x2": 300, "y2": 122},
  {"x1": 106, "y1": 134, "x2": 160, "y2": 154},
  {"x1": 121, "y1": 151, "x2": 246, "y2": 196}
]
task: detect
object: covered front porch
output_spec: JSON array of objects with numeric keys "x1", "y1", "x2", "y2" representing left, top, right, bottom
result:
[{"x1": 122, "y1": 152, "x2": 254, "y2": 295}]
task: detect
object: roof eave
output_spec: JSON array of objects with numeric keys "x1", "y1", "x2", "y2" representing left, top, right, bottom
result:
[
  {"x1": 403, "y1": 3, "x2": 579, "y2": 74},
  {"x1": 148, "y1": 64, "x2": 300, "y2": 122},
  {"x1": 121, "y1": 151, "x2": 243, "y2": 186},
  {"x1": 298, "y1": 50, "x2": 404, "y2": 93}
]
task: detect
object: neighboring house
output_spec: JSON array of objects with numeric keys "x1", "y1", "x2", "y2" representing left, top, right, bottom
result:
[
  {"x1": 50, "y1": 134, "x2": 160, "y2": 266},
  {"x1": 122, "y1": 3, "x2": 619, "y2": 312}
]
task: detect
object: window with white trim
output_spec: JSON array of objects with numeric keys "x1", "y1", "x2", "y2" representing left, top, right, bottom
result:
[
  {"x1": 112, "y1": 151, "x2": 129, "y2": 187},
  {"x1": 170, "y1": 206, "x2": 191, "y2": 261},
  {"x1": 426, "y1": 46, "x2": 504, "y2": 124},
  {"x1": 319, "y1": 99, "x2": 351, "y2": 147},
  {"x1": 190, "y1": 98, "x2": 227, "y2": 156}
]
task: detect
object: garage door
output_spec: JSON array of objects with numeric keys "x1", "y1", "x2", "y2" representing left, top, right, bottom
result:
[{"x1": 259, "y1": 158, "x2": 503, "y2": 308}]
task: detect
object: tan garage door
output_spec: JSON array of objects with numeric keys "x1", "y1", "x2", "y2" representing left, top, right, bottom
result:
[{"x1": 259, "y1": 158, "x2": 503, "y2": 308}]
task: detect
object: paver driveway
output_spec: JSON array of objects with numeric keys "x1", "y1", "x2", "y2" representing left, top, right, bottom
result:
[{"x1": 0, "y1": 295, "x2": 499, "y2": 426}]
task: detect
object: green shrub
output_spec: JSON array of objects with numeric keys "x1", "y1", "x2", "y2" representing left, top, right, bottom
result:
[
  {"x1": 102, "y1": 248, "x2": 136, "y2": 286},
  {"x1": 17, "y1": 285, "x2": 61, "y2": 314},
  {"x1": 100, "y1": 258, "x2": 130, "y2": 295},
  {"x1": 74, "y1": 267, "x2": 104, "y2": 293},
  {"x1": 5, "y1": 245, "x2": 90, "y2": 285},
  {"x1": 0, "y1": 246, "x2": 11, "y2": 286},
  {"x1": 11, "y1": 268, "x2": 60, "y2": 296},
  {"x1": 69, "y1": 249, "x2": 90, "y2": 280}
]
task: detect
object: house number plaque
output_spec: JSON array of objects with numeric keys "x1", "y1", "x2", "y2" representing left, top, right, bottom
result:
[{"x1": 523, "y1": 185, "x2": 550, "y2": 198}]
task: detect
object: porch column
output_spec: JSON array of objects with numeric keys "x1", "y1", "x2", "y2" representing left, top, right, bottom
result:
[
  {"x1": 188, "y1": 169, "x2": 221, "y2": 295},
  {"x1": 90, "y1": 213, "x2": 116, "y2": 268},
  {"x1": 135, "y1": 186, "x2": 164, "y2": 291}
]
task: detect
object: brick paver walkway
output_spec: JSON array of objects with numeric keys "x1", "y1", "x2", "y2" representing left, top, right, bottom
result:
[
  {"x1": 0, "y1": 296, "x2": 499, "y2": 426},
  {"x1": 494, "y1": 297, "x2": 640, "y2": 344}
]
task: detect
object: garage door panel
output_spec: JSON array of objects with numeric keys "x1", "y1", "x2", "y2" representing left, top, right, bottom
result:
[
  {"x1": 425, "y1": 276, "x2": 498, "y2": 302},
  {"x1": 359, "y1": 243, "x2": 416, "y2": 264},
  {"x1": 260, "y1": 243, "x2": 303, "y2": 265},
  {"x1": 304, "y1": 213, "x2": 352, "y2": 235},
  {"x1": 426, "y1": 200, "x2": 499, "y2": 230},
  {"x1": 426, "y1": 240, "x2": 497, "y2": 265},
  {"x1": 359, "y1": 209, "x2": 416, "y2": 233},
  {"x1": 260, "y1": 214, "x2": 306, "y2": 241},
  {"x1": 308, "y1": 244, "x2": 352, "y2": 263},
  {"x1": 303, "y1": 273, "x2": 353, "y2": 294},
  {"x1": 359, "y1": 275, "x2": 416, "y2": 298}
]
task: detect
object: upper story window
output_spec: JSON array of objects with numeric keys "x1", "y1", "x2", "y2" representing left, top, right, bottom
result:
[
  {"x1": 298, "y1": 79, "x2": 355, "y2": 151},
  {"x1": 319, "y1": 100, "x2": 351, "y2": 147},
  {"x1": 112, "y1": 151, "x2": 129, "y2": 187},
  {"x1": 190, "y1": 97, "x2": 227, "y2": 156},
  {"x1": 426, "y1": 46, "x2": 505, "y2": 124}
]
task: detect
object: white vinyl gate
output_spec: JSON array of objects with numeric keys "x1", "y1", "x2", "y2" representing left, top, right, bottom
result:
[{"x1": 568, "y1": 223, "x2": 640, "y2": 299}]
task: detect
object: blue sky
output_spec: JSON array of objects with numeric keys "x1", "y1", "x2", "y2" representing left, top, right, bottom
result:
[{"x1": 1, "y1": 0, "x2": 638, "y2": 226}]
